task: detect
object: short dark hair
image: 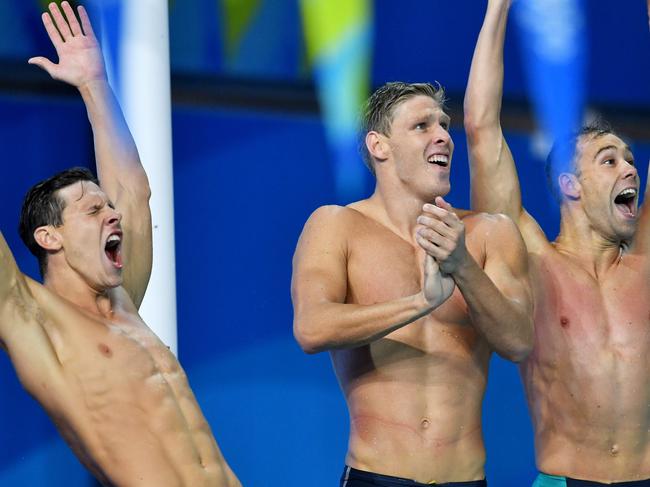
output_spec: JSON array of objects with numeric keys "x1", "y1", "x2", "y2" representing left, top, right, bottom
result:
[
  {"x1": 19, "y1": 167, "x2": 98, "y2": 278},
  {"x1": 545, "y1": 119, "x2": 617, "y2": 202},
  {"x1": 360, "y1": 81, "x2": 448, "y2": 175}
]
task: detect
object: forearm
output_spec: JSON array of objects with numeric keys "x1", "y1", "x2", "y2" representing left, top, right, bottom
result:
[
  {"x1": 78, "y1": 80, "x2": 149, "y2": 198},
  {"x1": 452, "y1": 258, "x2": 533, "y2": 362},
  {"x1": 465, "y1": 0, "x2": 523, "y2": 218},
  {"x1": 294, "y1": 292, "x2": 433, "y2": 354},
  {"x1": 634, "y1": 160, "x2": 650, "y2": 252},
  {"x1": 464, "y1": 0, "x2": 510, "y2": 135}
]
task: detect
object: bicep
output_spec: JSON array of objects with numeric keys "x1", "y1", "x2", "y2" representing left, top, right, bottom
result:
[
  {"x1": 0, "y1": 231, "x2": 21, "y2": 307},
  {"x1": 291, "y1": 208, "x2": 348, "y2": 319},
  {"x1": 631, "y1": 165, "x2": 650, "y2": 254},
  {"x1": 468, "y1": 130, "x2": 524, "y2": 220},
  {"x1": 482, "y1": 217, "x2": 532, "y2": 312},
  {"x1": 116, "y1": 190, "x2": 153, "y2": 308}
]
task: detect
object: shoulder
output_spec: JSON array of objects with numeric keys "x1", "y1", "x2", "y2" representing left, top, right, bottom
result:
[
  {"x1": 301, "y1": 204, "x2": 370, "y2": 238},
  {"x1": 462, "y1": 211, "x2": 519, "y2": 238}
]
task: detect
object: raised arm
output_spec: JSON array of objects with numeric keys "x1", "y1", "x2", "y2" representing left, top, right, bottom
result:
[
  {"x1": 29, "y1": 2, "x2": 152, "y2": 307},
  {"x1": 291, "y1": 206, "x2": 455, "y2": 354},
  {"x1": 637, "y1": 6, "x2": 650, "y2": 254},
  {"x1": 634, "y1": 159, "x2": 650, "y2": 254},
  {"x1": 416, "y1": 199, "x2": 533, "y2": 362},
  {"x1": 0, "y1": 232, "x2": 26, "y2": 349},
  {"x1": 464, "y1": 0, "x2": 547, "y2": 251}
]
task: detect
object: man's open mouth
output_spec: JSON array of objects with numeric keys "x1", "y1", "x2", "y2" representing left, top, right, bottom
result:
[
  {"x1": 427, "y1": 154, "x2": 449, "y2": 167},
  {"x1": 105, "y1": 233, "x2": 123, "y2": 269},
  {"x1": 613, "y1": 188, "x2": 637, "y2": 218}
]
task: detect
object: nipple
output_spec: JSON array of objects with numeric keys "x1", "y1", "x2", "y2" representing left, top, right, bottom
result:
[
  {"x1": 98, "y1": 343, "x2": 113, "y2": 358},
  {"x1": 560, "y1": 316, "x2": 570, "y2": 328}
]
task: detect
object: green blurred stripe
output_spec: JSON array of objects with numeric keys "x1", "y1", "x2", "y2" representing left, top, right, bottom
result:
[
  {"x1": 300, "y1": 0, "x2": 370, "y2": 61},
  {"x1": 221, "y1": 0, "x2": 262, "y2": 59}
]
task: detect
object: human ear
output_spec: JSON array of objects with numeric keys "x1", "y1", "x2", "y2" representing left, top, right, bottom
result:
[
  {"x1": 558, "y1": 173, "x2": 580, "y2": 200},
  {"x1": 366, "y1": 131, "x2": 390, "y2": 162},
  {"x1": 33, "y1": 226, "x2": 63, "y2": 252}
]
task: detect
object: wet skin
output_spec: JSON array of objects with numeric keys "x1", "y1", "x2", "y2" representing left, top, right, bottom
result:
[
  {"x1": 1, "y1": 183, "x2": 238, "y2": 487},
  {"x1": 293, "y1": 94, "x2": 531, "y2": 483},
  {"x1": 463, "y1": 1, "x2": 650, "y2": 478}
]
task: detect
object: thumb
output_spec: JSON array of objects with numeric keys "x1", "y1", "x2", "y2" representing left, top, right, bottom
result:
[
  {"x1": 435, "y1": 196, "x2": 452, "y2": 211},
  {"x1": 28, "y1": 56, "x2": 57, "y2": 76},
  {"x1": 424, "y1": 253, "x2": 440, "y2": 277}
]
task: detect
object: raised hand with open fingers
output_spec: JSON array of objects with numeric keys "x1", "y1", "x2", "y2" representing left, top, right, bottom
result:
[
  {"x1": 416, "y1": 196, "x2": 470, "y2": 276},
  {"x1": 28, "y1": 1, "x2": 106, "y2": 88}
]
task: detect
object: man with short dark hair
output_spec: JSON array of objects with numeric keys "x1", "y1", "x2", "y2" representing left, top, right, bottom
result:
[
  {"x1": 292, "y1": 78, "x2": 533, "y2": 485},
  {"x1": 0, "y1": 3, "x2": 239, "y2": 485},
  {"x1": 464, "y1": 0, "x2": 650, "y2": 485}
]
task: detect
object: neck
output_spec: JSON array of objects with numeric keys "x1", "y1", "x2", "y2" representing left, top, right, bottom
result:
[
  {"x1": 554, "y1": 204, "x2": 623, "y2": 277},
  {"x1": 44, "y1": 270, "x2": 114, "y2": 318},
  {"x1": 363, "y1": 180, "x2": 440, "y2": 242}
]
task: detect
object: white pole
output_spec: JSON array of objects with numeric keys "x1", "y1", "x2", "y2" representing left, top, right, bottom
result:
[{"x1": 117, "y1": 0, "x2": 178, "y2": 354}]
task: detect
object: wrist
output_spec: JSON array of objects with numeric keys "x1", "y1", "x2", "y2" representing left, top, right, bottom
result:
[
  {"x1": 77, "y1": 76, "x2": 110, "y2": 94},
  {"x1": 450, "y1": 254, "x2": 479, "y2": 282}
]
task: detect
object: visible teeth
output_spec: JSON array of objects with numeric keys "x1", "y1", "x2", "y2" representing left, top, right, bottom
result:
[
  {"x1": 427, "y1": 155, "x2": 449, "y2": 164},
  {"x1": 619, "y1": 188, "x2": 637, "y2": 197},
  {"x1": 107, "y1": 235, "x2": 121, "y2": 244}
]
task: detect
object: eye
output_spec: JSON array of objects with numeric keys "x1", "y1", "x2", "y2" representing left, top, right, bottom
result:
[
  {"x1": 626, "y1": 158, "x2": 635, "y2": 166},
  {"x1": 414, "y1": 122, "x2": 427, "y2": 130},
  {"x1": 440, "y1": 121, "x2": 450, "y2": 130},
  {"x1": 603, "y1": 158, "x2": 615, "y2": 165}
]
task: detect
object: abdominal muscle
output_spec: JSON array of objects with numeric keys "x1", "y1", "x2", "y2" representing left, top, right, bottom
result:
[
  {"x1": 25, "y1": 311, "x2": 228, "y2": 487},
  {"x1": 524, "y1": 253, "x2": 650, "y2": 482},
  {"x1": 332, "y1": 314, "x2": 491, "y2": 484}
]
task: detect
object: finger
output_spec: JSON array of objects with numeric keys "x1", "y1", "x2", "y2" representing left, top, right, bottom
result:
[
  {"x1": 49, "y1": 2, "x2": 73, "y2": 40},
  {"x1": 417, "y1": 215, "x2": 455, "y2": 237},
  {"x1": 421, "y1": 204, "x2": 459, "y2": 228},
  {"x1": 417, "y1": 227, "x2": 453, "y2": 251},
  {"x1": 41, "y1": 12, "x2": 64, "y2": 48},
  {"x1": 416, "y1": 233, "x2": 450, "y2": 259},
  {"x1": 28, "y1": 56, "x2": 58, "y2": 76},
  {"x1": 435, "y1": 196, "x2": 453, "y2": 211},
  {"x1": 61, "y1": 1, "x2": 82, "y2": 37},
  {"x1": 423, "y1": 253, "x2": 440, "y2": 276},
  {"x1": 77, "y1": 5, "x2": 96, "y2": 39}
]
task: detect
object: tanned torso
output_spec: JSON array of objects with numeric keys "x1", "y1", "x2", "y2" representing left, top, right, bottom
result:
[
  {"x1": 523, "y1": 244, "x2": 650, "y2": 481},
  {"x1": 2, "y1": 277, "x2": 232, "y2": 487},
  {"x1": 333, "y1": 203, "x2": 493, "y2": 483}
]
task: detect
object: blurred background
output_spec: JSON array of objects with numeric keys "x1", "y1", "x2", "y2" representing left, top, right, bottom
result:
[{"x1": 0, "y1": 0, "x2": 649, "y2": 485}]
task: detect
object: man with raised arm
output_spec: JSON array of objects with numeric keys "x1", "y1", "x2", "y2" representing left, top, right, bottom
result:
[
  {"x1": 0, "y1": 3, "x2": 239, "y2": 486},
  {"x1": 464, "y1": 1, "x2": 650, "y2": 485},
  {"x1": 291, "y1": 79, "x2": 533, "y2": 486}
]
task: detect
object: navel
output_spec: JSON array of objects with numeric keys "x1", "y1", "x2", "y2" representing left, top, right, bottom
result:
[
  {"x1": 420, "y1": 418, "x2": 430, "y2": 430},
  {"x1": 560, "y1": 316, "x2": 570, "y2": 328},
  {"x1": 97, "y1": 343, "x2": 113, "y2": 358},
  {"x1": 610, "y1": 444, "x2": 619, "y2": 456}
]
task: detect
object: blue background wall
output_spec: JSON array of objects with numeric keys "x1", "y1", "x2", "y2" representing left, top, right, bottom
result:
[{"x1": 1, "y1": 0, "x2": 650, "y2": 486}]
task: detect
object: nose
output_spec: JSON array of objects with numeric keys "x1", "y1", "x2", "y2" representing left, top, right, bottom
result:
[
  {"x1": 107, "y1": 208, "x2": 122, "y2": 226},
  {"x1": 433, "y1": 125, "x2": 453, "y2": 150},
  {"x1": 622, "y1": 160, "x2": 638, "y2": 180}
]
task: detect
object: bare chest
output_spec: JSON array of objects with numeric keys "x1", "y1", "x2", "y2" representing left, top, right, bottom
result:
[
  {"x1": 531, "y1": 254, "x2": 650, "y2": 360},
  {"x1": 345, "y1": 227, "x2": 479, "y2": 352}
]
